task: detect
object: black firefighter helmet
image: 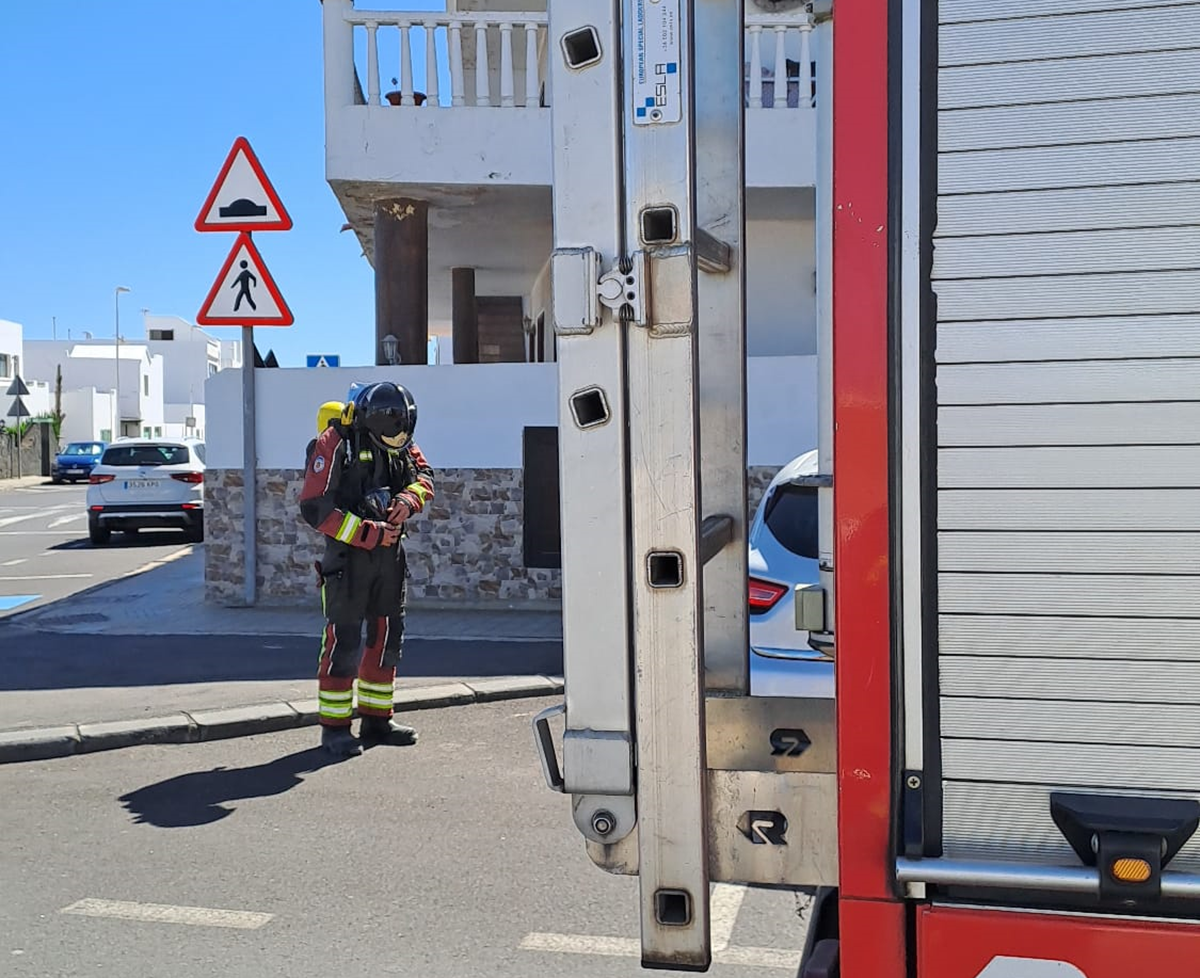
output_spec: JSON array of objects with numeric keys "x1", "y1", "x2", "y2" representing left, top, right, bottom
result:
[{"x1": 352, "y1": 381, "x2": 418, "y2": 451}]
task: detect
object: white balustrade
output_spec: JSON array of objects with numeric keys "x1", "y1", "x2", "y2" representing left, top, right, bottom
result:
[
  {"x1": 745, "y1": 12, "x2": 817, "y2": 110},
  {"x1": 340, "y1": 7, "x2": 813, "y2": 113},
  {"x1": 344, "y1": 9, "x2": 548, "y2": 110}
]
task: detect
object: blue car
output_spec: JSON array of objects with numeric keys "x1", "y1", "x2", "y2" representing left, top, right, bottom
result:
[{"x1": 51, "y1": 441, "x2": 107, "y2": 484}]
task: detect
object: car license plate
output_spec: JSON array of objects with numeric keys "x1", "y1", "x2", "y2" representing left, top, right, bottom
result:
[
  {"x1": 124, "y1": 479, "x2": 157, "y2": 491},
  {"x1": 67, "y1": 468, "x2": 83, "y2": 474}
]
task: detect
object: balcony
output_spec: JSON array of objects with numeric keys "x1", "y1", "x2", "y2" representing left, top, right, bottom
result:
[
  {"x1": 323, "y1": 1, "x2": 818, "y2": 197},
  {"x1": 322, "y1": 2, "x2": 820, "y2": 340}
]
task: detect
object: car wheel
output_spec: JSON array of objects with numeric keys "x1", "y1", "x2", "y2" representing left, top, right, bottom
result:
[
  {"x1": 88, "y1": 521, "x2": 111, "y2": 546},
  {"x1": 51, "y1": 477, "x2": 63, "y2": 485}
]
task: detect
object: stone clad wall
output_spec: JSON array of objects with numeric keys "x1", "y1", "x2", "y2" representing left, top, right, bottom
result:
[{"x1": 204, "y1": 465, "x2": 779, "y2": 607}]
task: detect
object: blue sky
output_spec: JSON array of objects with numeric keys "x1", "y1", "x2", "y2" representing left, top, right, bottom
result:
[{"x1": 0, "y1": 0, "x2": 442, "y2": 368}]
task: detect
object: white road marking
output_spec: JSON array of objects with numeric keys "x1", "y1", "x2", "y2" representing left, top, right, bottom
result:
[
  {"x1": 1, "y1": 559, "x2": 27, "y2": 567},
  {"x1": 61, "y1": 899, "x2": 273, "y2": 930},
  {"x1": 518, "y1": 933, "x2": 800, "y2": 970},
  {"x1": 47, "y1": 513, "x2": 86, "y2": 528},
  {"x1": 0, "y1": 531, "x2": 84, "y2": 536},
  {"x1": 0, "y1": 574, "x2": 93, "y2": 581},
  {"x1": 711, "y1": 883, "x2": 746, "y2": 951},
  {"x1": 519, "y1": 883, "x2": 800, "y2": 970}
]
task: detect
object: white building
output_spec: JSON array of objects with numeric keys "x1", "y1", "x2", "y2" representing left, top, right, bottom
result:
[
  {"x1": 0, "y1": 319, "x2": 52, "y2": 426},
  {"x1": 141, "y1": 313, "x2": 243, "y2": 442},
  {"x1": 23, "y1": 341, "x2": 165, "y2": 442},
  {"x1": 321, "y1": 0, "x2": 821, "y2": 365}
]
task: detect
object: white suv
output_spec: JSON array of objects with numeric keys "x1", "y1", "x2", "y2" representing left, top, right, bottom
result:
[
  {"x1": 748, "y1": 449, "x2": 834, "y2": 699},
  {"x1": 86, "y1": 439, "x2": 206, "y2": 545}
]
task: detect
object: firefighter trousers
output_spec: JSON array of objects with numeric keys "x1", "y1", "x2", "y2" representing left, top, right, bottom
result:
[{"x1": 317, "y1": 542, "x2": 408, "y2": 727}]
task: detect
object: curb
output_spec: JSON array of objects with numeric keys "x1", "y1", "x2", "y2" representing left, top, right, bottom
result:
[{"x1": 0, "y1": 676, "x2": 564, "y2": 764}]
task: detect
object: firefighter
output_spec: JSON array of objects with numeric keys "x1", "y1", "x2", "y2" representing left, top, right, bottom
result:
[{"x1": 298, "y1": 381, "x2": 435, "y2": 757}]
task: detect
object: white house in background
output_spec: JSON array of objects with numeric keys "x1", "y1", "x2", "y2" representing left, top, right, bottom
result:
[
  {"x1": 141, "y1": 313, "x2": 243, "y2": 441},
  {"x1": 0, "y1": 319, "x2": 52, "y2": 425},
  {"x1": 23, "y1": 341, "x2": 165, "y2": 442}
]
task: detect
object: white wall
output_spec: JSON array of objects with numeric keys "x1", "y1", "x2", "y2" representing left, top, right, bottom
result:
[
  {"x1": 60, "y1": 389, "x2": 115, "y2": 444},
  {"x1": 747, "y1": 217, "x2": 817, "y2": 357},
  {"x1": 164, "y1": 403, "x2": 205, "y2": 441},
  {"x1": 205, "y1": 357, "x2": 816, "y2": 472},
  {"x1": 0, "y1": 320, "x2": 21, "y2": 383}
]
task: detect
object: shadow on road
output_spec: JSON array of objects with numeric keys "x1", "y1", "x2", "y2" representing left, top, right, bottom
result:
[
  {"x1": 118, "y1": 747, "x2": 342, "y2": 827},
  {"x1": 0, "y1": 629, "x2": 562, "y2": 690}
]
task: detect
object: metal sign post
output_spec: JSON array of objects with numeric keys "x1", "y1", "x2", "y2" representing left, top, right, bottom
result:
[{"x1": 195, "y1": 137, "x2": 293, "y2": 607}]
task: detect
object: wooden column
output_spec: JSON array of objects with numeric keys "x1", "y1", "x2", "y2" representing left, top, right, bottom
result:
[
  {"x1": 451, "y1": 266, "x2": 479, "y2": 364},
  {"x1": 374, "y1": 198, "x2": 429, "y2": 365}
]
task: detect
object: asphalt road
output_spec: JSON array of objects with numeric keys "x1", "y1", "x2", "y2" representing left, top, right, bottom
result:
[
  {"x1": 0, "y1": 698, "x2": 812, "y2": 978},
  {"x1": 0, "y1": 480, "x2": 192, "y2": 619}
]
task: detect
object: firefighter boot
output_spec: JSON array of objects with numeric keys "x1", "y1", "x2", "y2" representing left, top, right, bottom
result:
[
  {"x1": 321, "y1": 725, "x2": 363, "y2": 757},
  {"x1": 360, "y1": 715, "x2": 418, "y2": 747}
]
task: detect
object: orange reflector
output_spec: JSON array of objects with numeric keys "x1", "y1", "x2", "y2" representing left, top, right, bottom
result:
[{"x1": 1111, "y1": 857, "x2": 1152, "y2": 883}]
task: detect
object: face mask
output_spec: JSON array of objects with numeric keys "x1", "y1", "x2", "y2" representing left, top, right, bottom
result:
[{"x1": 381, "y1": 431, "x2": 409, "y2": 450}]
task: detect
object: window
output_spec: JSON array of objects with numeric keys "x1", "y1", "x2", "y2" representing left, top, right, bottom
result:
[
  {"x1": 154, "y1": 426, "x2": 162, "y2": 437},
  {"x1": 191, "y1": 443, "x2": 206, "y2": 464},
  {"x1": 0, "y1": 353, "x2": 9, "y2": 379},
  {"x1": 99, "y1": 429, "x2": 112, "y2": 443},
  {"x1": 764, "y1": 484, "x2": 819, "y2": 560},
  {"x1": 62, "y1": 443, "x2": 105, "y2": 456},
  {"x1": 101, "y1": 444, "x2": 190, "y2": 467},
  {"x1": 149, "y1": 329, "x2": 174, "y2": 341},
  {"x1": 143, "y1": 376, "x2": 150, "y2": 397},
  {"x1": 142, "y1": 426, "x2": 151, "y2": 439}
]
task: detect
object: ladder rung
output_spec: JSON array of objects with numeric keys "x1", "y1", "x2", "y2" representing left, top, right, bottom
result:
[
  {"x1": 696, "y1": 228, "x2": 732, "y2": 274},
  {"x1": 700, "y1": 514, "x2": 735, "y2": 565}
]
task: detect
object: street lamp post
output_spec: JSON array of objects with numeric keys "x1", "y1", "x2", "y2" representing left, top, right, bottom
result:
[{"x1": 114, "y1": 286, "x2": 130, "y2": 439}]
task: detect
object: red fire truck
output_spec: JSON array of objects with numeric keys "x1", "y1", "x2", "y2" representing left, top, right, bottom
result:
[{"x1": 533, "y1": 0, "x2": 1200, "y2": 974}]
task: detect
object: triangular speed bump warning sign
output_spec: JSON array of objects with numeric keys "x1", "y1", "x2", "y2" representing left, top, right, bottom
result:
[
  {"x1": 5, "y1": 376, "x2": 29, "y2": 397},
  {"x1": 197, "y1": 233, "x2": 294, "y2": 327},
  {"x1": 7, "y1": 397, "x2": 30, "y2": 419},
  {"x1": 195, "y1": 136, "x2": 292, "y2": 232}
]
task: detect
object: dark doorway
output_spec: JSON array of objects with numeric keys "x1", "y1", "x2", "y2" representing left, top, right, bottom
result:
[
  {"x1": 476, "y1": 296, "x2": 526, "y2": 363},
  {"x1": 523, "y1": 426, "x2": 561, "y2": 568}
]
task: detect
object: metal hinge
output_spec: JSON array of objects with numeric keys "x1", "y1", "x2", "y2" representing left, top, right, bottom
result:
[{"x1": 552, "y1": 248, "x2": 648, "y2": 335}]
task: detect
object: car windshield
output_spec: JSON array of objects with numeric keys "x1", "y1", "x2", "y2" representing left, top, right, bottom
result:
[
  {"x1": 764, "y1": 483, "x2": 818, "y2": 560},
  {"x1": 101, "y1": 444, "x2": 189, "y2": 467},
  {"x1": 62, "y1": 443, "x2": 103, "y2": 456}
]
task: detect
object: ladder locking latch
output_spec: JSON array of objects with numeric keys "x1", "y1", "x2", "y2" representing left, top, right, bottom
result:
[{"x1": 596, "y1": 251, "x2": 648, "y2": 327}]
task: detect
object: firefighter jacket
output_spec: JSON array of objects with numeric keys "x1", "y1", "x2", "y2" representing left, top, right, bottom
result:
[{"x1": 299, "y1": 422, "x2": 435, "y2": 552}]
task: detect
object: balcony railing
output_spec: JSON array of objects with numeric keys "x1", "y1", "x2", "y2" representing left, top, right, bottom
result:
[
  {"x1": 345, "y1": 9, "x2": 548, "y2": 109},
  {"x1": 745, "y1": 11, "x2": 816, "y2": 110},
  {"x1": 338, "y1": 6, "x2": 815, "y2": 112}
]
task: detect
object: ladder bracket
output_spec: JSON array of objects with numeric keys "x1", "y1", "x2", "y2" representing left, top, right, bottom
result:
[
  {"x1": 597, "y1": 251, "x2": 648, "y2": 327},
  {"x1": 552, "y1": 247, "x2": 649, "y2": 334}
]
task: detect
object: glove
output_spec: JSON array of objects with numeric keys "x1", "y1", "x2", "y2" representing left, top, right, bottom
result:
[
  {"x1": 387, "y1": 497, "x2": 412, "y2": 525},
  {"x1": 358, "y1": 520, "x2": 400, "y2": 549}
]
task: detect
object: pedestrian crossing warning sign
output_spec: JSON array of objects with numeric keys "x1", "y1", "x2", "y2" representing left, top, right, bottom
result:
[
  {"x1": 195, "y1": 136, "x2": 292, "y2": 232},
  {"x1": 196, "y1": 232, "x2": 294, "y2": 327}
]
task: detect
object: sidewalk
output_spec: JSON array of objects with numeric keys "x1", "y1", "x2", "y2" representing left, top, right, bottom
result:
[{"x1": 1, "y1": 549, "x2": 564, "y2": 762}]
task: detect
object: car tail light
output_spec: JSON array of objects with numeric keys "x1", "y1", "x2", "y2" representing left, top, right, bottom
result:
[
  {"x1": 89, "y1": 474, "x2": 114, "y2": 484},
  {"x1": 749, "y1": 577, "x2": 788, "y2": 612},
  {"x1": 89, "y1": 505, "x2": 104, "y2": 512},
  {"x1": 171, "y1": 472, "x2": 204, "y2": 484}
]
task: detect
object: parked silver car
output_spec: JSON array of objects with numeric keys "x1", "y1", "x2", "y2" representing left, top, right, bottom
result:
[{"x1": 748, "y1": 449, "x2": 834, "y2": 699}]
